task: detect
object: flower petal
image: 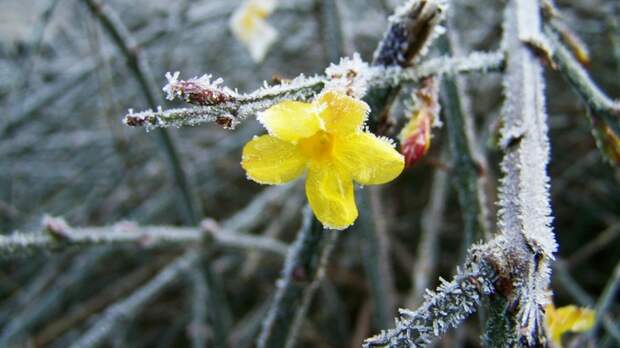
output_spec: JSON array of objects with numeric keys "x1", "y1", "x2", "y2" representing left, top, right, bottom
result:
[
  {"x1": 305, "y1": 162, "x2": 357, "y2": 230},
  {"x1": 316, "y1": 91, "x2": 369, "y2": 135},
  {"x1": 335, "y1": 132, "x2": 404, "y2": 185},
  {"x1": 257, "y1": 100, "x2": 321, "y2": 142},
  {"x1": 241, "y1": 135, "x2": 307, "y2": 184}
]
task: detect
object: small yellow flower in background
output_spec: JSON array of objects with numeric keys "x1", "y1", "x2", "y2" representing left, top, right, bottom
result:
[
  {"x1": 230, "y1": 0, "x2": 278, "y2": 62},
  {"x1": 241, "y1": 91, "x2": 405, "y2": 230},
  {"x1": 545, "y1": 303, "x2": 595, "y2": 347}
]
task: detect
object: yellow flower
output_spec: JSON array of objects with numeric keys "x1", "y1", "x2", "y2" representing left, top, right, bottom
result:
[
  {"x1": 241, "y1": 91, "x2": 405, "y2": 230},
  {"x1": 545, "y1": 303, "x2": 595, "y2": 347},
  {"x1": 230, "y1": 0, "x2": 278, "y2": 62}
]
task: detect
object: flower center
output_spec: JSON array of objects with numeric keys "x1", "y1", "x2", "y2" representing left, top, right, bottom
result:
[{"x1": 298, "y1": 131, "x2": 335, "y2": 161}]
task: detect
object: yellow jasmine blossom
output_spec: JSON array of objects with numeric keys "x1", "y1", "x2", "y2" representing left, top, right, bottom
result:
[
  {"x1": 545, "y1": 303, "x2": 595, "y2": 347},
  {"x1": 230, "y1": 0, "x2": 278, "y2": 62},
  {"x1": 241, "y1": 91, "x2": 405, "y2": 230}
]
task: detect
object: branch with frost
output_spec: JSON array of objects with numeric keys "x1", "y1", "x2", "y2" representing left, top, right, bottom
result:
[
  {"x1": 257, "y1": 207, "x2": 339, "y2": 348},
  {"x1": 363, "y1": 246, "x2": 497, "y2": 348},
  {"x1": 486, "y1": 0, "x2": 557, "y2": 345},
  {"x1": 123, "y1": 51, "x2": 504, "y2": 130},
  {"x1": 0, "y1": 216, "x2": 288, "y2": 258},
  {"x1": 363, "y1": 0, "x2": 558, "y2": 346},
  {"x1": 65, "y1": 185, "x2": 292, "y2": 348}
]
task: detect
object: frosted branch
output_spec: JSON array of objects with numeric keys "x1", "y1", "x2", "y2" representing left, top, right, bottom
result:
[
  {"x1": 363, "y1": 246, "x2": 497, "y2": 348},
  {"x1": 0, "y1": 216, "x2": 289, "y2": 258},
  {"x1": 492, "y1": 0, "x2": 557, "y2": 345},
  {"x1": 124, "y1": 76, "x2": 325, "y2": 130},
  {"x1": 123, "y1": 52, "x2": 503, "y2": 131}
]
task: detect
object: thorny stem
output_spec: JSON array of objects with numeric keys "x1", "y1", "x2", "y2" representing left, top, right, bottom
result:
[
  {"x1": 82, "y1": 0, "x2": 201, "y2": 224},
  {"x1": 0, "y1": 217, "x2": 289, "y2": 259},
  {"x1": 257, "y1": 207, "x2": 339, "y2": 348},
  {"x1": 363, "y1": 247, "x2": 497, "y2": 348}
]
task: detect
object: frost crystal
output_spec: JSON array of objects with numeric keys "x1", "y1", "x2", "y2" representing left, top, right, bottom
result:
[
  {"x1": 362, "y1": 247, "x2": 496, "y2": 348},
  {"x1": 496, "y1": 0, "x2": 558, "y2": 344},
  {"x1": 162, "y1": 72, "x2": 237, "y2": 105},
  {"x1": 324, "y1": 53, "x2": 371, "y2": 98}
]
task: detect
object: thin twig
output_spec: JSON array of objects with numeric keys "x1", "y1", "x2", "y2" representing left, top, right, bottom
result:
[
  {"x1": 257, "y1": 207, "x2": 339, "y2": 348},
  {"x1": 357, "y1": 188, "x2": 396, "y2": 330},
  {"x1": 544, "y1": 23, "x2": 620, "y2": 138},
  {"x1": 590, "y1": 260, "x2": 620, "y2": 338},
  {"x1": 553, "y1": 260, "x2": 620, "y2": 344},
  {"x1": 407, "y1": 150, "x2": 449, "y2": 308},
  {"x1": 68, "y1": 251, "x2": 200, "y2": 348},
  {"x1": 83, "y1": 0, "x2": 201, "y2": 224},
  {"x1": 124, "y1": 51, "x2": 505, "y2": 130},
  {"x1": 0, "y1": 249, "x2": 109, "y2": 346},
  {"x1": 437, "y1": 35, "x2": 489, "y2": 256},
  {"x1": 363, "y1": 247, "x2": 497, "y2": 347},
  {"x1": 566, "y1": 222, "x2": 620, "y2": 268},
  {"x1": 187, "y1": 270, "x2": 208, "y2": 348},
  {"x1": 0, "y1": 217, "x2": 289, "y2": 258}
]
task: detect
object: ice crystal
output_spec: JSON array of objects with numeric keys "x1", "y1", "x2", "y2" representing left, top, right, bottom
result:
[{"x1": 324, "y1": 53, "x2": 371, "y2": 98}]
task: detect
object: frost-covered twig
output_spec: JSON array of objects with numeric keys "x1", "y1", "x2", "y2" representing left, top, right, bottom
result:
[
  {"x1": 437, "y1": 35, "x2": 489, "y2": 255},
  {"x1": 490, "y1": 0, "x2": 558, "y2": 345},
  {"x1": 83, "y1": 0, "x2": 200, "y2": 224},
  {"x1": 0, "y1": 217, "x2": 289, "y2": 258},
  {"x1": 68, "y1": 251, "x2": 200, "y2": 348},
  {"x1": 123, "y1": 51, "x2": 504, "y2": 131},
  {"x1": 257, "y1": 207, "x2": 339, "y2": 348},
  {"x1": 363, "y1": 246, "x2": 497, "y2": 348},
  {"x1": 373, "y1": 50, "x2": 505, "y2": 88},
  {"x1": 124, "y1": 75, "x2": 325, "y2": 130}
]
